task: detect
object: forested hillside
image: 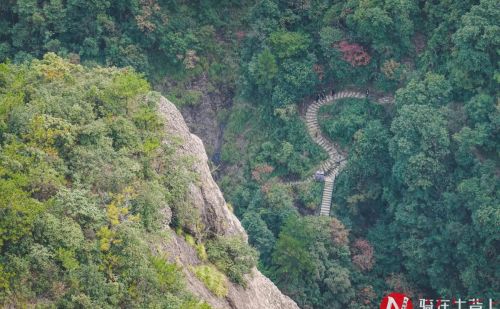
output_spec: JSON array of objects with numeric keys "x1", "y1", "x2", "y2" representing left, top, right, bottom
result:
[
  {"x1": 1, "y1": 0, "x2": 499, "y2": 308},
  {"x1": 221, "y1": 1, "x2": 499, "y2": 307},
  {"x1": 0, "y1": 54, "x2": 214, "y2": 307}
]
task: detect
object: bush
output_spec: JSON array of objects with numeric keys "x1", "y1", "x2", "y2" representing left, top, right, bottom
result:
[
  {"x1": 192, "y1": 265, "x2": 228, "y2": 297},
  {"x1": 0, "y1": 55, "x2": 207, "y2": 307},
  {"x1": 196, "y1": 243, "x2": 208, "y2": 262},
  {"x1": 184, "y1": 233, "x2": 208, "y2": 262},
  {"x1": 180, "y1": 300, "x2": 213, "y2": 309},
  {"x1": 150, "y1": 256, "x2": 185, "y2": 293},
  {"x1": 319, "y1": 98, "x2": 384, "y2": 146},
  {"x1": 206, "y1": 236, "x2": 257, "y2": 286},
  {"x1": 167, "y1": 88, "x2": 203, "y2": 107}
]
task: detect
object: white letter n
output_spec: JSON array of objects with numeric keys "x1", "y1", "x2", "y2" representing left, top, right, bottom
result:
[
  {"x1": 386, "y1": 296, "x2": 409, "y2": 309},
  {"x1": 386, "y1": 297, "x2": 400, "y2": 309}
]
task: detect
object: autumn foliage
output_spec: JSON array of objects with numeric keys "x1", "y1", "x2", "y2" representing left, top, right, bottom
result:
[
  {"x1": 357, "y1": 285, "x2": 377, "y2": 305},
  {"x1": 351, "y1": 238, "x2": 374, "y2": 271},
  {"x1": 334, "y1": 41, "x2": 371, "y2": 66},
  {"x1": 135, "y1": 0, "x2": 167, "y2": 32},
  {"x1": 252, "y1": 164, "x2": 275, "y2": 181},
  {"x1": 330, "y1": 218, "x2": 349, "y2": 246}
]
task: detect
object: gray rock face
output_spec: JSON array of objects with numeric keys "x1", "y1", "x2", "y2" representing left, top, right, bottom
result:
[
  {"x1": 159, "y1": 96, "x2": 244, "y2": 238},
  {"x1": 156, "y1": 74, "x2": 228, "y2": 159},
  {"x1": 158, "y1": 97, "x2": 300, "y2": 309}
]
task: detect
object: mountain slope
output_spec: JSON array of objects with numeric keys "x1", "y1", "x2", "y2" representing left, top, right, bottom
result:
[
  {"x1": 158, "y1": 96, "x2": 299, "y2": 309},
  {"x1": 0, "y1": 54, "x2": 297, "y2": 309}
]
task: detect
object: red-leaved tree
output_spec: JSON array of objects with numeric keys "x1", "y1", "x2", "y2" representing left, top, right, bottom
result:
[
  {"x1": 252, "y1": 164, "x2": 274, "y2": 182},
  {"x1": 351, "y1": 238, "x2": 374, "y2": 271},
  {"x1": 330, "y1": 218, "x2": 349, "y2": 246},
  {"x1": 334, "y1": 41, "x2": 371, "y2": 66}
]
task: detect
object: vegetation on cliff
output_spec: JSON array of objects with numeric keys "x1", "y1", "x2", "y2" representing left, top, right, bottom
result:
[
  {"x1": 0, "y1": 0, "x2": 498, "y2": 308},
  {"x1": 0, "y1": 54, "x2": 257, "y2": 307}
]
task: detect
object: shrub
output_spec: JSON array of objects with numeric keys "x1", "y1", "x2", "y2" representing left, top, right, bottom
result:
[
  {"x1": 185, "y1": 234, "x2": 196, "y2": 247},
  {"x1": 150, "y1": 256, "x2": 185, "y2": 293},
  {"x1": 0, "y1": 265, "x2": 10, "y2": 296},
  {"x1": 196, "y1": 243, "x2": 208, "y2": 262},
  {"x1": 333, "y1": 41, "x2": 371, "y2": 66},
  {"x1": 192, "y1": 265, "x2": 228, "y2": 297},
  {"x1": 0, "y1": 56, "x2": 207, "y2": 306},
  {"x1": 181, "y1": 300, "x2": 213, "y2": 309},
  {"x1": 167, "y1": 88, "x2": 203, "y2": 107},
  {"x1": 184, "y1": 233, "x2": 208, "y2": 262},
  {"x1": 206, "y1": 236, "x2": 257, "y2": 286}
]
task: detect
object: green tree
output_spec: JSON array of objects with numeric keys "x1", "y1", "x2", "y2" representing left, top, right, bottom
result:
[
  {"x1": 272, "y1": 215, "x2": 355, "y2": 308},
  {"x1": 395, "y1": 72, "x2": 452, "y2": 107},
  {"x1": 450, "y1": 0, "x2": 500, "y2": 91},
  {"x1": 346, "y1": 0, "x2": 418, "y2": 54},
  {"x1": 242, "y1": 211, "x2": 276, "y2": 266},
  {"x1": 389, "y1": 104, "x2": 450, "y2": 193},
  {"x1": 268, "y1": 31, "x2": 310, "y2": 60},
  {"x1": 0, "y1": 55, "x2": 208, "y2": 307},
  {"x1": 206, "y1": 235, "x2": 258, "y2": 286},
  {"x1": 271, "y1": 57, "x2": 318, "y2": 107},
  {"x1": 248, "y1": 49, "x2": 278, "y2": 95}
]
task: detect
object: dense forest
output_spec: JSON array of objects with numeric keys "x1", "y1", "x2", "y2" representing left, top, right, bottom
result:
[
  {"x1": 0, "y1": 54, "x2": 261, "y2": 308},
  {"x1": 1, "y1": 0, "x2": 499, "y2": 308}
]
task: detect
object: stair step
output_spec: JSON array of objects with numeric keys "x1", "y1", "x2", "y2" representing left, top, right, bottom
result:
[{"x1": 305, "y1": 90, "x2": 372, "y2": 217}]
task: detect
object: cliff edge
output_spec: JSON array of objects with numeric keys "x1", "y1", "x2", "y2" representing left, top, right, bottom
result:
[{"x1": 157, "y1": 97, "x2": 299, "y2": 309}]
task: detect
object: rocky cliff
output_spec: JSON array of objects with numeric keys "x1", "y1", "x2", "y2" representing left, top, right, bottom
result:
[{"x1": 157, "y1": 97, "x2": 299, "y2": 309}]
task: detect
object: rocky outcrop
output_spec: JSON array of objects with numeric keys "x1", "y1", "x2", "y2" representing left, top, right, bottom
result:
[
  {"x1": 157, "y1": 74, "x2": 230, "y2": 160},
  {"x1": 158, "y1": 97, "x2": 300, "y2": 309},
  {"x1": 159, "y1": 96, "x2": 243, "y2": 238}
]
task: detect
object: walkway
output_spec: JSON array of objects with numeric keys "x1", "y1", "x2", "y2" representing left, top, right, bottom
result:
[{"x1": 304, "y1": 91, "x2": 365, "y2": 216}]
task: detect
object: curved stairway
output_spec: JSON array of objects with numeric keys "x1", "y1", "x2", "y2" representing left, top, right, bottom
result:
[{"x1": 304, "y1": 91, "x2": 365, "y2": 216}]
